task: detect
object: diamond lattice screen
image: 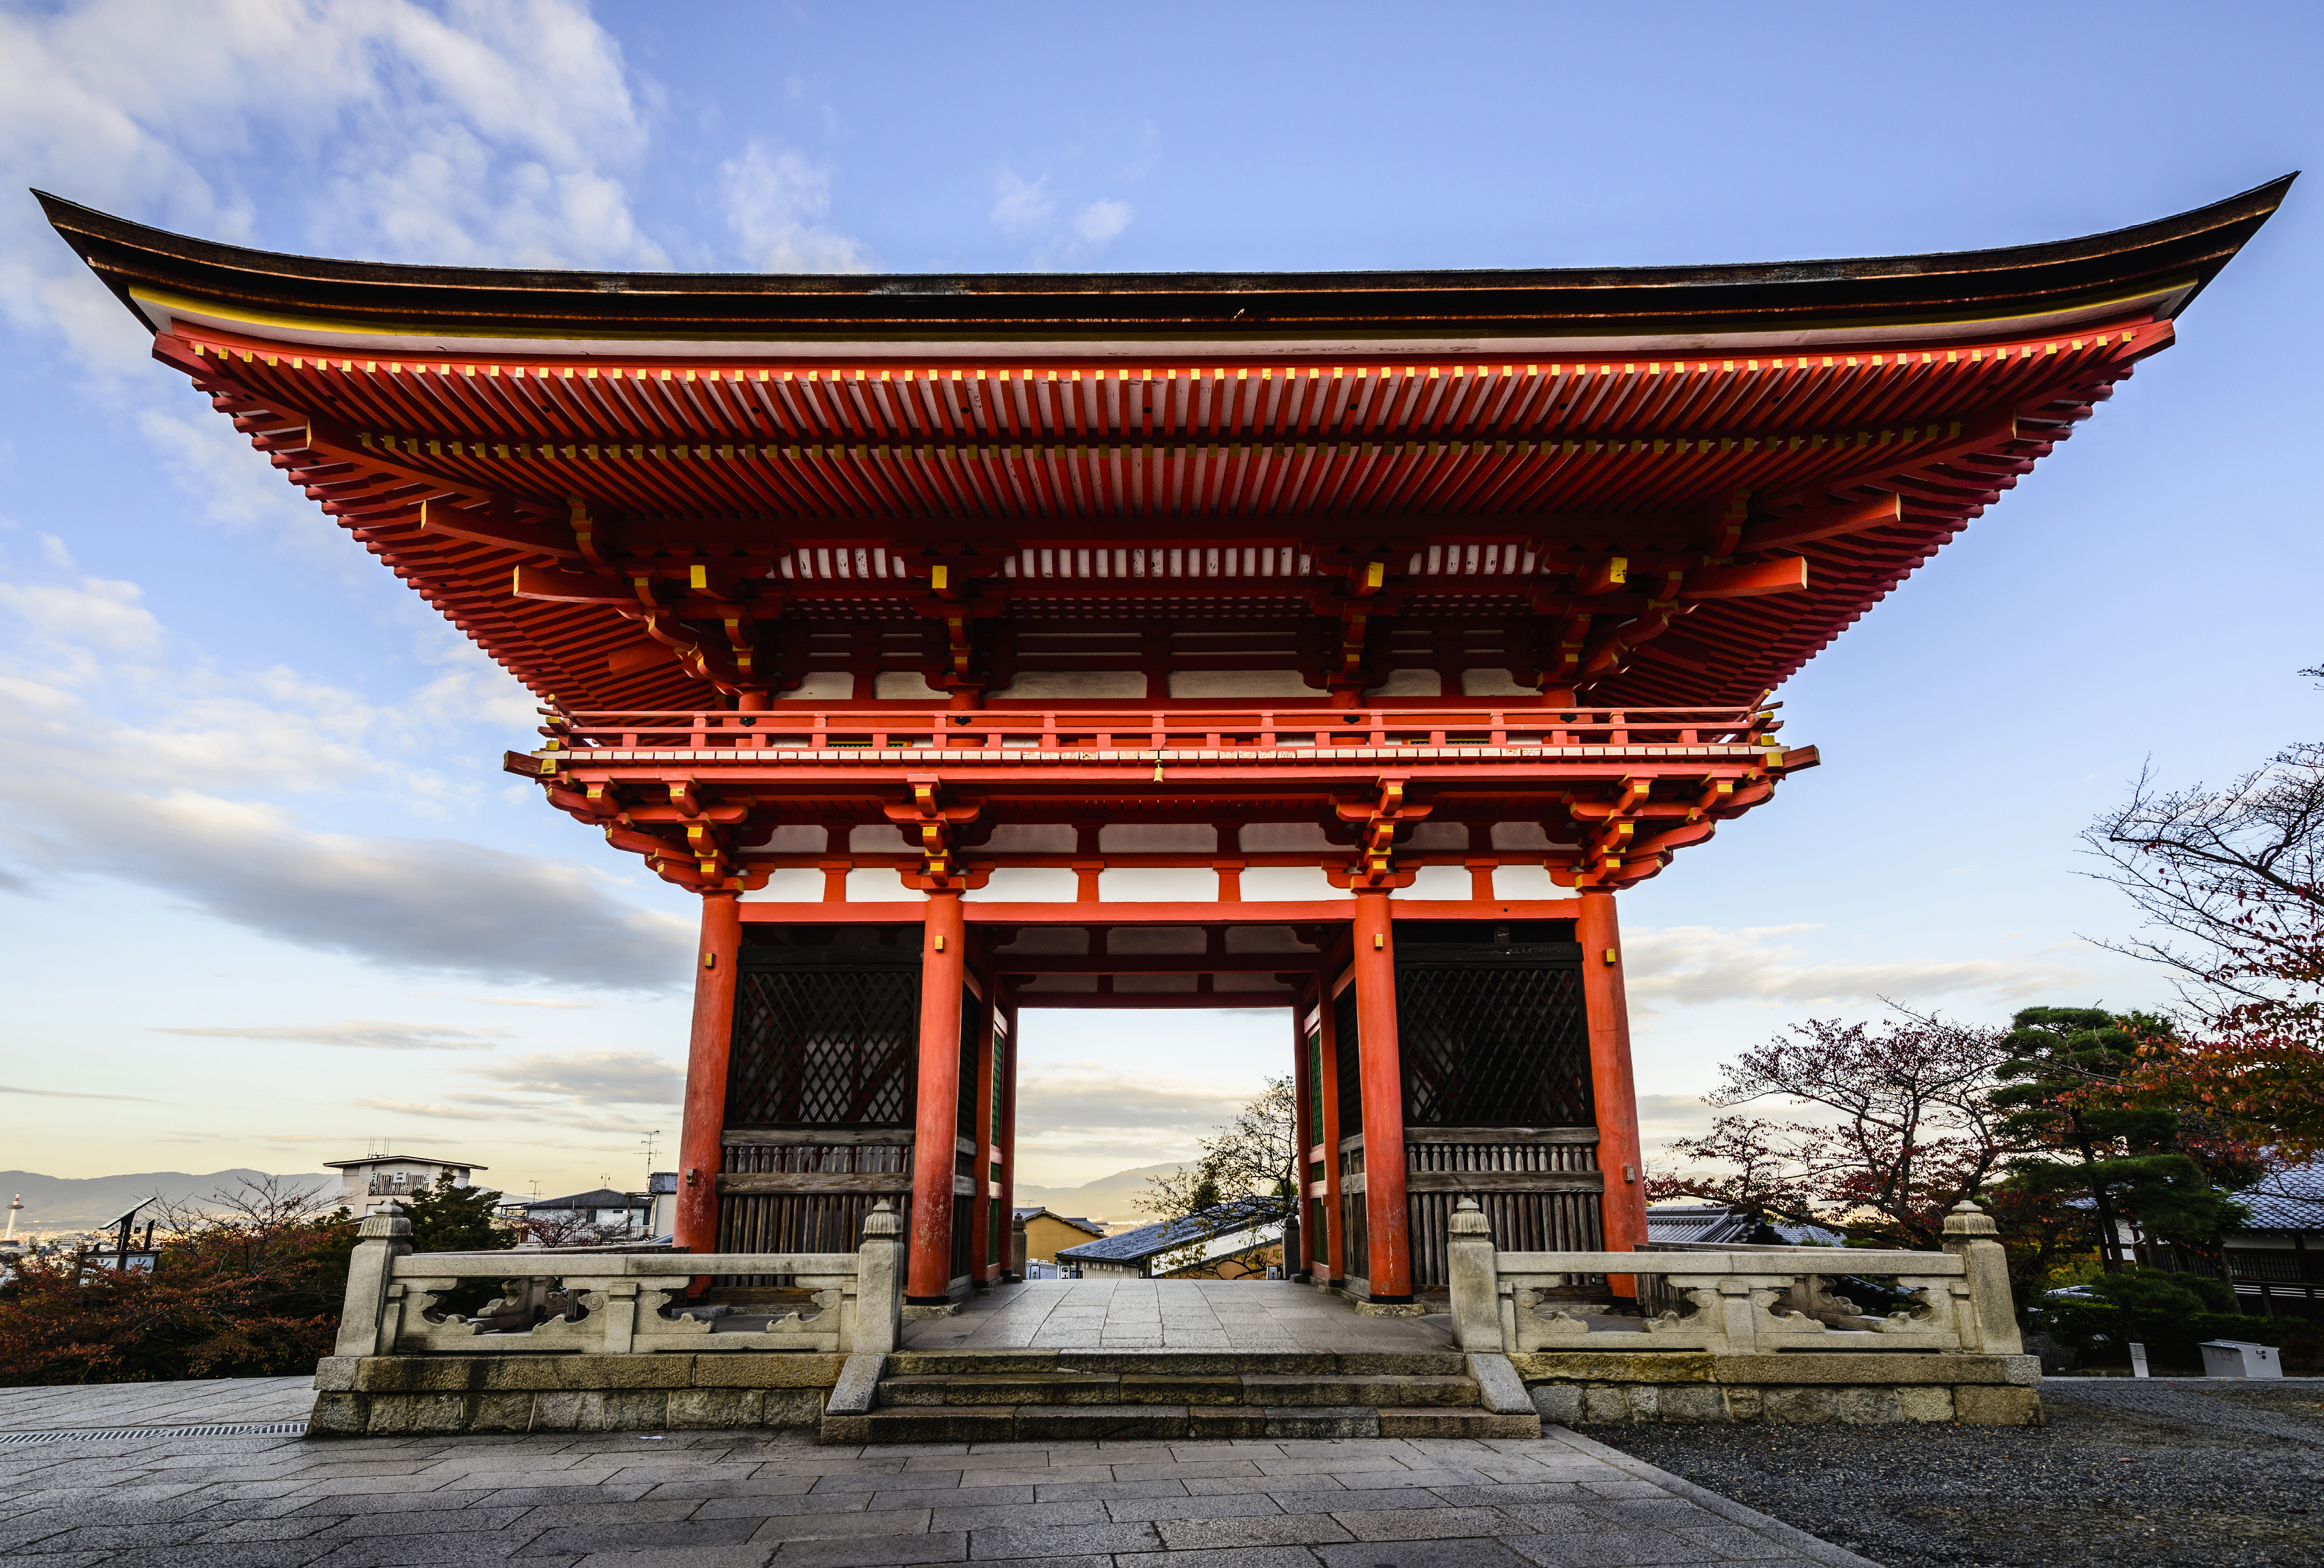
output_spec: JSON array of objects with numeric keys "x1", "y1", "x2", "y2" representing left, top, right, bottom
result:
[
  {"x1": 726, "y1": 966, "x2": 919, "y2": 1126},
  {"x1": 1396, "y1": 961, "x2": 1593, "y2": 1127}
]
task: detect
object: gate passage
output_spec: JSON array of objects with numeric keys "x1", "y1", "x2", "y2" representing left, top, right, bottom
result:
[{"x1": 43, "y1": 176, "x2": 2287, "y2": 1305}]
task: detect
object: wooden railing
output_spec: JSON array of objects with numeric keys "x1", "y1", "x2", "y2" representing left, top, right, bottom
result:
[
  {"x1": 332, "y1": 1201, "x2": 904, "y2": 1360},
  {"x1": 1444, "y1": 1198, "x2": 2024, "y2": 1358},
  {"x1": 535, "y1": 704, "x2": 1781, "y2": 755}
]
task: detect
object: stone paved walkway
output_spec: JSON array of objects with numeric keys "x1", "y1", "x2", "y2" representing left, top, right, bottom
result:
[
  {"x1": 0, "y1": 1419, "x2": 1874, "y2": 1567},
  {"x1": 905, "y1": 1280, "x2": 1454, "y2": 1354},
  {"x1": 0, "y1": 1376, "x2": 316, "y2": 1433}
]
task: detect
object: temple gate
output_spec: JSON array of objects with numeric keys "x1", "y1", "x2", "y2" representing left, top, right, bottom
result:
[{"x1": 40, "y1": 177, "x2": 2288, "y2": 1308}]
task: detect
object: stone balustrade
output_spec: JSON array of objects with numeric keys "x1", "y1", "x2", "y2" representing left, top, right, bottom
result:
[
  {"x1": 331, "y1": 1199, "x2": 905, "y2": 1360},
  {"x1": 1448, "y1": 1197, "x2": 2024, "y2": 1358}
]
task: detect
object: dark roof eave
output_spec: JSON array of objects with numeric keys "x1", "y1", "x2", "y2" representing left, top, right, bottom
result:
[{"x1": 34, "y1": 175, "x2": 2295, "y2": 346}]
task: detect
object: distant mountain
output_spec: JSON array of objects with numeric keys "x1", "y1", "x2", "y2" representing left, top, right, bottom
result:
[
  {"x1": 0, "y1": 1170, "x2": 336, "y2": 1231},
  {"x1": 1010, "y1": 1162, "x2": 1185, "y2": 1224}
]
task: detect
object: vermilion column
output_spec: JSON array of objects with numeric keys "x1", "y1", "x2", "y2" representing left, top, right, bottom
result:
[
  {"x1": 907, "y1": 891, "x2": 967, "y2": 1303},
  {"x1": 675, "y1": 892, "x2": 742, "y2": 1254},
  {"x1": 1289, "y1": 1004, "x2": 1315, "y2": 1278},
  {"x1": 1351, "y1": 890, "x2": 1412, "y2": 1301},
  {"x1": 1578, "y1": 890, "x2": 1648, "y2": 1292}
]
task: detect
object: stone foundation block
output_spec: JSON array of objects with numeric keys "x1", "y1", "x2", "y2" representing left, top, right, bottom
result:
[
  {"x1": 1832, "y1": 1386, "x2": 1903, "y2": 1425},
  {"x1": 1579, "y1": 1385, "x2": 1636, "y2": 1424},
  {"x1": 667, "y1": 1388, "x2": 764, "y2": 1428},
  {"x1": 467, "y1": 1392, "x2": 538, "y2": 1433},
  {"x1": 1897, "y1": 1386, "x2": 1955, "y2": 1423},
  {"x1": 1512, "y1": 1352, "x2": 1716, "y2": 1383},
  {"x1": 1952, "y1": 1386, "x2": 2044, "y2": 1425},
  {"x1": 690, "y1": 1352, "x2": 846, "y2": 1388},
  {"x1": 312, "y1": 1357, "x2": 358, "y2": 1392},
  {"x1": 1656, "y1": 1383, "x2": 1726, "y2": 1424},
  {"x1": 308, "y1": 1393, "x2": 365, "y2": 1434},
  {"x1": 1759, "y1": 1387, "x2": 1837, "y2": 1424},
  {"x1": 1529, "y1": 1384, "x2": 1581, "y2": 1424},
  {"x1": 362, "y1": 1392, "x2": 474, "y2": 1434}
]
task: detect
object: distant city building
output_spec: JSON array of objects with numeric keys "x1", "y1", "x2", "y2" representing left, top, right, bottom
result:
[
  {"x1": 1013, "y1": 1207, "x2": 1106, "y2": 1264},
  {"x1": 324, "y1": 1153, "x2": 486, "y2": 1216},
  {"x1": 1057, "y1": 1197, "x2": 1285, "y2": 1280},
  {"x1": 520, "y1": 1188, "x2": 653, "y2": 1239},
  {"x1": 1644, "y1": 1204, "x2": 1847, "y2": 1247}
]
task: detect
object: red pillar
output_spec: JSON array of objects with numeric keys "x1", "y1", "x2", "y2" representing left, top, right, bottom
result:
[
  {"x1": 1351, "y1": 890, "x2": 1411, "y2": 1302},
  {"x1": 907, "y1": 891, "x2": 967, "y2": 1303},
  {"x1": 675, "y1": 892, "x2": 742, "y2": 1254},
  {"x1": 1289, "y1": 1003, "x2": 1315, "y2": 1279},
  {"x1": 998, "y1": 996, "x2": 1019, "y2": 1277},
  {"x1": 1578, "y1": 890, "x2": 1648, "y2": 1292},
  {"x1": 969, "y1": 986, "x2": 997, "y2": 1282},
  {"x1": 1315, "y1": 989, "x2": 1344, "y2": 1283}
]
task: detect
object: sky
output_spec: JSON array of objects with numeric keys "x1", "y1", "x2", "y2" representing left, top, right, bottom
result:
[{"x1": 0, "y1": 0, "x2": 2319, "y2": 1207}]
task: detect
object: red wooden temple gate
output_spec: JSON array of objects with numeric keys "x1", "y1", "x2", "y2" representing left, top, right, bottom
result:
[{"x1": 42, "y1": 178, "x2": 2286, "y2": 1305}]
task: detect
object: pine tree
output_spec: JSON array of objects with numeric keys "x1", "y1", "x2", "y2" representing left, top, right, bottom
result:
[
  {"x1": 398, "y1": 1175, "x2": 513, "y2": 1254},
  {"x1": 1992, "y1": 1007, "x2": 2246, "y2": 1269}
]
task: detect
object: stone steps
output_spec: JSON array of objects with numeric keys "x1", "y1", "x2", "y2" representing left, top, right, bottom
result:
[{"x1": 820, "y1": 1349, "x2": 1541, "y2": 1444}]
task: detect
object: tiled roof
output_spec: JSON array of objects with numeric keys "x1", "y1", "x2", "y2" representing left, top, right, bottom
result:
[
  {"x1": 2234, "y1": 1161, "x2": 2324, "y2": 1234},
  {"x1": 525, "y1": 1188, "x2": 640, "y2": 1211},
  {"x1": 1057, "y1": 1196, "x2": 1285, "y2": 1263},
  {"x1": 1644, "y1": 1204, "x2": 1844, "y2": 1247},
  {"x1": 1013, "y1": 1207, "x2": 1104, "y2": 1237}
]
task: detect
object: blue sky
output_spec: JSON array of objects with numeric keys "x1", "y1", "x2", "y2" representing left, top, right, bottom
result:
[{"x1": 0, "y1": 0, "x2": 2317, "y2": 1204}]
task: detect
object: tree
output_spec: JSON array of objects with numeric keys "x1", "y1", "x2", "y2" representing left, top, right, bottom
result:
[
  {"x1": 400, "y1": 1174, "x2": 513, "y2": 1253},
  {"x1": 1646, "y1": 1013, "x2": 2018, "y2": 1250},
  {"x1": 1139, "y1": 1076, "x2": 1298, "y2": 1221},
  {"x1": 1991, "y1": 1008, "x2": 2252, "y2": 1270},
  {"x1": 2105, "y1": 1028, "x2": 2324, "y2": 1160},
  {"x1": 2084, "y1": 737, "x2": 2324, "y2": 1039},
  {"x1": 0, "y1": 1176, "x2": 357, "y2": 1384}
]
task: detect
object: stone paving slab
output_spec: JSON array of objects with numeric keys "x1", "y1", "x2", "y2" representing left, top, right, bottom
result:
[
  {"x1": 907, "y1": 1281, "x2": 1455, "y2": 1355},
  {"x1": 0, "y1": 1387, "x2": 1878, "y2": 1567},
  {"x1": 0, "y1": 1377, "x2": 316, "y2": 1432}
]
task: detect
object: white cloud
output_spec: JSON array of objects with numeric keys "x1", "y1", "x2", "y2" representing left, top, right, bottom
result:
[
  {"x1": 1623, "y1": 923, "x2": 2089, "y2": 1013},
  {"x1": 0, "y1": 576, "x2": 159, "y2": 653},
  {"x1": 990, "y1": 169, "x2": 1055, "y2": 236},
  {"x1": 473, "y1": 1050, "x2": 684, "y2": 1104},
  {"x1": 155, "y1": 1021, "x2": 507, "y2": 1051},
  {"x1": 720, "y1": 140, "x2": 871, "y2": 273},
  {"x1": 1073, "y1": 199, "x2": 1134, "y2": 244}
]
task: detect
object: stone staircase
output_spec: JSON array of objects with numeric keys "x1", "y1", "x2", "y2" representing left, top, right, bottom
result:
[{"x1": 820, "y1": 1349, "x2": 1541, "y2": 1443}]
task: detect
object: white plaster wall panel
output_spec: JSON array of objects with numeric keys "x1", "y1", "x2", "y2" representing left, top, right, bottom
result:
[
  {"x1": 1213, "y1": 973, "x2": 1296, "y2": 993},
  {"x1": 1402, "y1": 821, "x2": 1472, "y2": 850},
  {"x1": 1401, "y1": 865, "x2": 1473, "y2": 900},
  {"x1": 989, "y1": 926, "x2": 1090, "y2": 955},
  {"x1": 844, "y1": 867, "x2": 910, "y2": 901},
  {"x1": 1015, "y1": 973, "x2": 1098, "y2": 992},
  {"x1": 1107, "y1": 926, "x2": 1209, "y2": 955},
  {"x1": 971, "y1": 824, "x2": 1078, "y2": 853},
  {"x1": 1492, "y1": 822, "x2": 1558, "y2": 850},
  {"x1": 1099, "y1": 823, "x2": 1217, "y2": 853},
  {"x1": 1462, "y1": 668, "x2": 1537, "y2": 696},
  {"x1": 740, "y1": 868, "x2": 824, "y2": 903},
  {"x1": 1113, "y1": 974, "x2": 1199, "y2": 993},
  {"x1": 1363, "y1": 669, "x2": 1441, "y2": 696},
  {"x1": 1238, "y1": 822, "x2": 1339, "y2": 851},
  {"x1": 1224, "y1": 925, "x2": 1319, "y2": 953},
  {"x1": 778, "y1": 671, "x2": 854, "y2": 700},
  {"x1": 962, "y1": 868, "x2": 1079, "y2": 902},
  {"x1": 1492, "y1": 864, "x2": 1565, "y2": 899},
  {"x1": 746, "y1": 824, "x2": 828, "y2": 851},
  {"x1": 874, "y1": 671, "x2": 945, "y2": 700},
  {"x1": 850, "y1": 824, "x2": 911, "y2": 852},
  {"x1": 1237, "y1": 866, "x2": 1353, "y2": 900},
  {"x1": 988, "y1": 670, "x2": 1148, "y2": 699},
  {"x1": 1098, "y1": 867, "x2": 1220, "y2": 902},
  {"x1": 1170, "y1": 670, "x2": 1316, "y2": 697}
]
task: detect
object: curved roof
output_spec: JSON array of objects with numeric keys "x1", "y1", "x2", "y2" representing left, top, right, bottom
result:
[
  {"x1": 37, "y1": 178, "x2": 2293, "y2": 356},
  {"x1": 34, "y1": 182, "x2": 2291, "y2": 718}
]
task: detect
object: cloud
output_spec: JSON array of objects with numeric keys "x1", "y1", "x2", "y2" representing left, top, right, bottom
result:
[
  {"x1": 990, "y1": 169, "x2": 1055, "y2": 236},
  {"x1": 154, "y1": 1021, "x2": 506, "y2": 1051},
  {"x1": 989, "y1": 167, "x2": 1133, "y2": 263},
  {"x1": 472, "y1": 1050, "x2": 684, "y2": 1104},
  {"x1": 1623, "y1": 924, "x2": 2088, "y2": 1013},
  {"x1": 0, "y1": 1083, "x2": 162, "y2": 1103},
  {"x1": 0, "y1": 576, "x2": 159, "y2": 653},
  {"x1": 1073, "y1": 200, "x2": 1133, "y2": 244},
  {"x1": 1012, "y1": 1062, "x2": 1252, "y2": 1168},
  {"x1": 720, "y1": 140, "x2": 871, "y2": 273}
]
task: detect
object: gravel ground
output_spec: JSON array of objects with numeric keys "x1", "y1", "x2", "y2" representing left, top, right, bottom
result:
[{"x1": 1583, "y1": 1379, "x2": 2324, "y2": 1568}]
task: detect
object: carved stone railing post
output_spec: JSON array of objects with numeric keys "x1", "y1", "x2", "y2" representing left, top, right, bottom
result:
[
  {"x1": 1446, "y1": 1197, "x2": 1504, "y2": 1351},
  {"x1": 854, "y1": 1199, "x2": 904, "y2": 1355},
  {"x1": 1941, "y1": 1199, "x2": 2023, "y2": 1354},
  {"x1": 334, "y1": 1204, "x2": 412, "y2": 1358},
  {"x1": 1011, "y1": 1212, "x2": 1029, "y2": 1280}
]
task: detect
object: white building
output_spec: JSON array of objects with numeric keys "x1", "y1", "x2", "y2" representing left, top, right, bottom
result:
[{"x1": 325, "y1": 1153, "x2": 487, "y2": 1215}]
